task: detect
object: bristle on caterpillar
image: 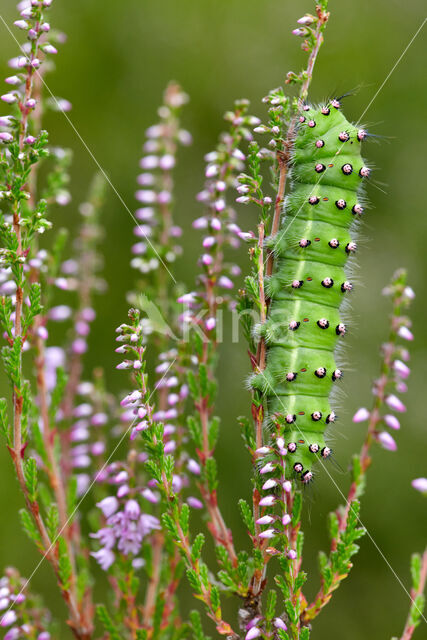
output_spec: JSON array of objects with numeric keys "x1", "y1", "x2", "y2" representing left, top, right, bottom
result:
[{"x1": 253, "y1": 100, "x2": 369, "y2": 482}]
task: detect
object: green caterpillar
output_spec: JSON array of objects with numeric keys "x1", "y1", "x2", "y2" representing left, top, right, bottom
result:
[{"x1": 253, "y1": 98, "x2": 369, "y2": 483}]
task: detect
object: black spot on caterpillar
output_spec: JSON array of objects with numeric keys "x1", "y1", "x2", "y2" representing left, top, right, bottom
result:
[{"x1": 252, "y1": 100, "x2": 369, "y2": 482}]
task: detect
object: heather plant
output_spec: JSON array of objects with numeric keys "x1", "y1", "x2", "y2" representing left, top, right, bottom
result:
[{"x1": 0, "y1": 1, "x2": 425, "y2": 640}]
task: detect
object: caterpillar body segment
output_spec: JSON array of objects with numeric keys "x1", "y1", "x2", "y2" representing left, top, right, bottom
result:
[{"x1": 253, "y1": 101, "x2": 369, "y2": 483}]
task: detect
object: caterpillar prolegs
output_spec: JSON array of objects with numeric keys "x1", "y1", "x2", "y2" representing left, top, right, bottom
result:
[{"x1": 252, "y1": 99, "x2": 369, "y2": 483}]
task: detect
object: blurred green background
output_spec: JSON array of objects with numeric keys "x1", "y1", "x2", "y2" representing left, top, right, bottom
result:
[{"x1": 1, "y1": 0, "x2": 427, "y2": 637}]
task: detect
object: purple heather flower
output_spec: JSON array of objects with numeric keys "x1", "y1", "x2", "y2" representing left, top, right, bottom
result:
[
  {"x1": 218, "y1": 275, "x2": 233, "y2": 289},
  {"x1": 412, "y1": 478, "x2": 427, "y2": 494},
  {"x1": 274, "y1": 618, "x2": 288, "y2": 631},
  {"x1": 397, "y1": 326, "x2": 413, "y2": 341},
  {"x1": 385, "y1": 394, "x2": 406, "y2": 413},
  {"x1": 282, "y1": 514, "x2": 291, "y2": 526},
  {"x1": 352, "y1": 407, "x2": 370, "y2": 423},
  {"x1": 377, "y1": 431, "x2": 397, "y2": 451},
  {"x1": 259, "y1": 528, "x2": 276, "y2": 539},
  {"x1": 0, "y1": 132, "x2": 13, "y2": 143},
  {"x1": 91, "y1": 548, "x2": 115, "y2": 571},
  {"x1": 288, "y1": 549, "x2": 297, "y2": 560},
  {"x1": 245, "y1": 627, "x2": 261, "y2": 640},
  {"x1": 0, "y1": 611, "x2": 17, "y2": 627},
  {"x1": 259, "y1": 495, "x2": 276, "y2": 507},
  {"x1": 384, "y1": 414, "x2": 400, "y2": 430},
  {"x1": 396, "y1": 381, "x2": 408, "y2": 393},
  {"x1": 282, "y1": 481, "x2": 292, "y2": 493},
  {"x1": 5, "y1": 629, "x2": 20, "y2": 640},
  {"x1": 187, "y1": 459, "x2": 201, "y2": 475},
  {"x1": 40, "y1": 22, "x2": 51, "y2": 32},
  {"x1": 187, "y1": 496, "x2": 203, "y2": 509},
  {"x1": 141, "y1": 488, "x2": 159, "y2": 504},
  {"x1": 256, "y1": 515, "x2": 275, "y2": 525}
]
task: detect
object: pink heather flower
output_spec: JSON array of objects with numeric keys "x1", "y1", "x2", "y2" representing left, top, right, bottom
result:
[
  {"x1": 125, "y1": 499, "x2": 141, "y2": 519},
  {"x1": 245, "y1": 627, "x2": 261, "y2": 640},
  {"x1": 187, "y1": 496, "x2": 203, "y2": 509},
  {"x1": 255, "y1": 446, "x2": 272, "y2": 455},
  {"x1": 37, "y1": 326, "x2": 48, "y2": 340},
  {"x1": 193, "y1": 215, "x2": 208, "y2": 229},
  {"x1": 117, "y1": 484, "x2": 130, "y2": 498},
  {"x1": 14, "y1": 19, "x2": 29, "y2": 29},
  {"x1": 0, "y1": 610, "x2": 17, "y2": 626},
  {"x1": 385, "y1": 394, "x2": 406, "y2": 413},
  {"x1": 397, "y1": 326, "x2": 413, "y2": 341},
  {"x1": 412, "y1": 478, "x2": 427, "y2": 494},
  {"x1": 218, "y1": 275, "x2": 233, "y2": 289},
  {"x1": 259, "y1": 495, "x2": 276, "y2": 507},
  {"x1": 5, "y1": 75, "x2": 20, "y2": 85},
  {"x1": 205, "y1": 164, "x2": 218, "y2": 178},
  {"x1": 1, "y1": 94, "x2": 16, "y2": 105},
  {"x1": 260, "y1": 462, "x2": 275, "y2": 474},
  {"x1": 81, "y1": 307, "x2": 96, "y2": 322},
  {"x1": 211, "y1": 217, "x2": 221, "y2": 231},
  {"x1": 288, "y1": 549, "x2": 297, "y2": 560},
  {"x1": 203, "y1": 236, "x2": 215, "y2": 248},
  {"x1": 0, "y1": 132, "x2": 13, "y2": 143},
  {"x1": 393, "y1": 359, "x2": 410, "y2": 379},
  {"x1": 214, "y1": 198, "x2": 225, "y2": 212},
  {"x1": 0, "y1": 116, "x2": 14, "y2": 126},
  {"x1": 40, "y1": 22, "x2": 51, "y2": 32},
  {"x1": 56, "y1": 98, "x2": 72, "y2": 112},
  {"x1": 91, "y1": 548, "x2": 115, "y2": 571},
  {"x1": 72, "y1": 338, "x2": 87, "y2": 354},
  {"x1": 159, "y1": 154, "x2": 175, "y2": 170},
  {"x1": 5, "y1": 628, "x2": 21, "y2": 640},
  {"x1": 377, "y1": 431, "x2": 397, "y2": 451},
  {"x1": 297, "y1": 15, "x2": 314, "y2": 25},
  {"x1": 384, "y1": 414, "x2": 400, "y2": 430},
  {"x1": 236, "y1": 195, "x2": 250, "y2": 204},
  {"x1": 282, "y1": 514, "x2": 291, "y2": 526},
  {"x1": 49, "y1": 305, "x2": 72, "y2": 320},
  {"x1": 256, "y1": 515, "x2": 275, "y2": 525},
  {"x1": 259, "y1": 529, "x2": 276, "y2": 539},
  {"x1": 177, "y1": 292, "x2": 196, "y2": 304},
  {"x1": 91, "y1": 412, "x2": 107, "y2": 426},
  {"x1": 139, "y1": 155, "x2": 158, "y2": 170},
  {"x1": 120, "y1": 390, "x2": 142, "y2": 407},
  {"x1": 262, "y1": 479, "x2": 277, "y2": 490},
  {"x1": 187, "y1": 459, "x2": 201, "y2": 475},
  {"x1": 43, "y1": 44, "x2": 58, "y2": 55},
  {"x1": 274, "y1": 618, "x2": 288, "y2": 631},
  {"x1": 26, "y1": 98, "x2": 36, "y2": 109},
  {"x1": 292, "y1": 27, "x2": 308, "y2": 36},
  {"x1": 283, "y1": 480, "x2": 292, "y2": 493},
  {"x1": 206, "y1": 317, "x2": 216, "y2": 331},
  {"x1": 24, "y1": 135, "x2": 36, "y2": 144},
  {"x1": 352, "y1": 407, "x2": 370, "y2": 423},
  {"x1": 202, "y1": 253, "x2": 213, "y2": 265},
  {"x1": 396, "y1": 381, "x2": 408, "y2": 393},
  {"x1": 403, "y1": 286, "x2": 415, "y2": 300},
  {"x1": 114, "y1": 470, "x2": 129, "y2": 484}
]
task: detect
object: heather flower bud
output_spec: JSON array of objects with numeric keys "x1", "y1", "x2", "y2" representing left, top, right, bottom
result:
[
  {"x1": 385, "y1": 394, "x2": 406, "y2": 413},
  {"x1": 297, "y1": 15, "x2": 315, "y2": 25},
  {"x1": 352, "y1": 407, "x2": 370, "y2": 423},
  {"x1": 412, "y1": 478, "x2": 427, "y2": 494},
  {"x1": 377, "y1": 431, "x2": 397, "y2": 451},
  {"x1": 384, "y1": 414, "x2": 400, "y2": 430}
]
